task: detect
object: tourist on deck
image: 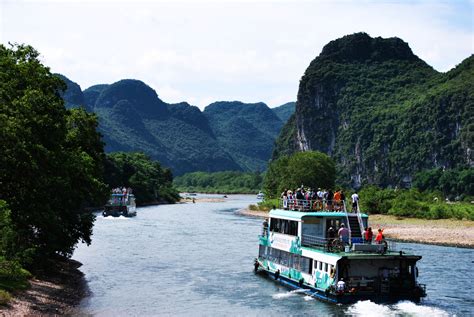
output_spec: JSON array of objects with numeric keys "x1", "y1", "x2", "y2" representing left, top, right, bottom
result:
[
  {"x1": 340, "y1": 191, "x2": 346, "y2": 210},
  {"x1": 281, "y1": 189, "x2": 288, "y2": 209},
  {"x1": 362, "y1": 227, "x2": 368, "y2": 243},
  {"x1": 287, "y1": 190, "x2": 294, "y2": 210},
  {"x1": 327, "y1": 189, "x2": 334, "y2": 211},
  {"x1": 296, "y1": 188, "x2": 304, "y2": 210},
  {"x1": 375, "y1": 228, "x2": 384, "y2": 244},
  {"x1": 366, "y1": 227, "x2": 373, "y2": 244},
  {"x1": 334, "y1": 190, "x2": 341, "y2": 211},
  {"x1": 338, "y1": 223, "x2": 350, "y2": 245},
  {"x1": 327, "y1": 226, "x2": 336, "y2": 251},
  {"x1": 351, "y1": 192, "x2": 359, "y2": 212}
]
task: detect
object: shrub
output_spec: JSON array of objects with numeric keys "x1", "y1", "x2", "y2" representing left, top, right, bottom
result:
[{"x1": 0, "y1": 290, "x2": 11, "y2": 305}]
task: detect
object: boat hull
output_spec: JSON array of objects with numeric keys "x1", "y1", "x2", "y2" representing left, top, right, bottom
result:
[
  {"x1": 255, "y1": 263, "x2": 425, "y2": 304},
  {"x1": 103, "y1": 205, "x2": 137, "y2": 217}
]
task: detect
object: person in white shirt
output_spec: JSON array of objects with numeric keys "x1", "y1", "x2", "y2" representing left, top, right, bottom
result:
[
  {"x1": 336, "y1": 278, "x2": 346, "y2": 292},
  {"x1": 351, "y1": 192, "x2": 359, "y2": 212}
]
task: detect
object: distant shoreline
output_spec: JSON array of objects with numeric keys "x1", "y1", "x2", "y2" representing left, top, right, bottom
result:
[{"x1": 237, "y1": 208, "x2": 474, "y2": 249}]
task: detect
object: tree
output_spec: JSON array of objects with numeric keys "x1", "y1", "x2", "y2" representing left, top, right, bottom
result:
[
  {"x1": 0, "y1": 44, "x2": 107, "y2": 265},
  {"x1": 104, "y1": 152, "x2": 180, "y2": 204},
  {"x1": 263, "y1": 151, "x2": 335, "y2": 197}
]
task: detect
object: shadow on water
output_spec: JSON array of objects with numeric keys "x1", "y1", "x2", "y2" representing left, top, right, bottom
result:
[{"x1": 73, "y1": 195, "x2": 472, "y2": 316}]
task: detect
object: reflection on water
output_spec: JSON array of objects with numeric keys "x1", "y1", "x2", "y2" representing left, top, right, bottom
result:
[{"x1": 73, "y1": 194, "x2": 472, "y2": 316}]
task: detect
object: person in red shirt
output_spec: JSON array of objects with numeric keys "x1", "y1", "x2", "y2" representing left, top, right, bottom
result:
[
  {"x1": 375, "y1": 228, "x2": 384, "y2": 244},
  {"x1": 365, "y1": 227, "x2": 373, "y2": 244}
]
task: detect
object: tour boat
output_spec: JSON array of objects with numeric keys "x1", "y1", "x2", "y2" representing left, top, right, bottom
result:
[
  {"x1": 103, "y1": 193, "x2": 137, "y2": 217},
  {"x1": 257, "y1": 192, "x2": 265, "y2": 199},
  {"x1": 254, "y1": 199, "x2": 426, "y2": 304}
]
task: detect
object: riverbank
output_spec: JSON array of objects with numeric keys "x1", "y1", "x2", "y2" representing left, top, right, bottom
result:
[
  {"x1": 237, "y1": 208, "x2": 474, "y2": 248},
  {"x1": 0, "y1": 258, "x2": 87, "y2": 316}
]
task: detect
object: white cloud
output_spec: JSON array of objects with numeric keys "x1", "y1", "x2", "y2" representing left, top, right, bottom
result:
[{"x1": 2, "y1": 0, "x2": 473, "y2": 109}]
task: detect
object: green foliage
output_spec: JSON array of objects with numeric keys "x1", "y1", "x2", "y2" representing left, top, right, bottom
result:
[
  {"x1": 359, "y1": 186, "x2": 474, "y2": 220},
  {"x1": 0, "y1": 289, "x2": 12, "y2": 305},
  {"x1": 359, "y1": 186, "x2": 397, "y2": 214},
  {"x1": 0, "y1": 44, "x2": 108, "y2": 265},
  {"x1": 105, "y1": 152, "x2": 180, "y2": 204},
  {"x1": 203, "y1": 101, "x2": 285, "y2": 172},
  {"x1": 0, "y1": 258, "x2": 31, "y2": 292},
  {"x1": 413, "y1": 167, "x2": 474, "y2": 198},
  {"x1": 272, "y1": 102, "x2": 295, "y2": 123},
  {"x1": 274, "y1": 33, "x2": 474, "y2": 188},
  {"x1": 264, "y1": 151, "x2": 335, "y2": 198},
  {"x1": 174, "y1": 171, "x2": 263, "y2": 194}
]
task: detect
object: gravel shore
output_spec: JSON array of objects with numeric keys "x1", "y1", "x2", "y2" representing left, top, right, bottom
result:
[
  {"x1": 237, "y1": 209, "x2": 474, "y2": 248},
  {"x1": 0, "y1": 258, "x2": 87, "y2": 316}
]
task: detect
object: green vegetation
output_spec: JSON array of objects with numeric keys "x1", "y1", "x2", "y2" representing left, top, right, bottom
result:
[
  {"x1": 60, "y1": 76, "x2": 290, "y2": 175},
  {"x1": 249, "y1": 198, "x2": 279, "y2": 212},
  {"x1": 203, "y1": 101, "x2": 285, "y2": 172},
  {"x1": 104, "y1": 152, "x2": 180, "y2": 205},
  {"x1": 0, "y1": 44, "x2": 112, "y2": 300},
  {"x1": 413, "y1": 167, "x2": 474, "y2": 200},
  {"x1": 272, "y1": 102, "x2": 296, "y2": 123},
  {"x1": 359, "y1": 187, "x2": 474, "y2": 220},
  {"x1": 263, "y1": 151, "x2": 335, "y2": 198},
  {"x1": 173, "y1": 171, "x2": 263, "y2": 194},
  {"x1": 274, "y1": 33, "x2": 473, "y2": 189}
]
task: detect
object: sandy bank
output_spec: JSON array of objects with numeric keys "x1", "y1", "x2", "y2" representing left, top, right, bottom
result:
[
  {"x1": 1, "y1": 258, "x2": 87, "y2": 316},
  {"x1": 237, "y1": 208, "x2": 474, "y2": 248}
]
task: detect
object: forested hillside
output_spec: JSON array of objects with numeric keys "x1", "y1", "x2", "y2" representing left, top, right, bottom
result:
[
  {"x1": 274, "y1": 33, "x2": 473, "y2": 188},
  {"x1": 59, "y1": 76, "x2": 294, "y2": 175}
]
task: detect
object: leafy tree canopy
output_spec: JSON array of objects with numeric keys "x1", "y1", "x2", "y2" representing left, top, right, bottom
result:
[
  {"x1": 263, "y1": 151, "x2": 335, "y2": 198},
  {"x1": 104, "y1": 152, "x2": 180, "y2": 205},
  {"x1": 0, "y1": 44, "x2": 108, "y2": 265}
]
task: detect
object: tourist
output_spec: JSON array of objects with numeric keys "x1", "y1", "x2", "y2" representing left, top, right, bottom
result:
[
  {"x1": 375, "y1": 228, "x2": 384, "y2": 244},
  {"x1": 336, "y1": 278, "x2": 346, "y2": 292},
  {"x1": 334, "y1": 190, "x2": 341, "y2": 211},
  {"x1": 362, "y1": 227, "x2": 368, "y2": 243},
  {"x1": 340, "y1": 191, "x2": 346, "y2": 210},
  {"x1": 351, "y1": 192, "x2": 359, "y2": 212},
  {"x1": 338, "y1": 223, "x2": 350, "y2": 245},
  {"x1": 327, "y1": 226, "x2": 336, "y2": 251},
  {"x1": 327, "y1": 189, "x2": 334, "y2": 211},
  {"x1": 366, "y1": 227, "x2": 373, "y2": 244}
]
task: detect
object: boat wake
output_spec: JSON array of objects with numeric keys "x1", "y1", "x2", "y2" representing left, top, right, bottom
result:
[
  {"x1": 347, "y1": 300, "x2": 453, "y2": 317},
  {"x1": 100, "y1": 215, "x2": 130, "y2": 220},
  {"x1": 272, "y1": 289, "x2": 308, "y2": 299}
]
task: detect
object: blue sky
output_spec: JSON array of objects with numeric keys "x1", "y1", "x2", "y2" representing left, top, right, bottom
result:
[{"x1": 1, "y1": 0, "x2": 473, "y2": 109}]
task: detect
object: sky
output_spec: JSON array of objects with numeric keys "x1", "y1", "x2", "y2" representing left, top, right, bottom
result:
[{"x1": 1, "y1": 0, "x2": 473, "y2": 109}]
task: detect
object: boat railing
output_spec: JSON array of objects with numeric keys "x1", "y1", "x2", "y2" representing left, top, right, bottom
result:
[
  {"x1": 301, "y1": 232, "x2": 399, "y2": 253},
  {"x1": 279, "y1": 198, "x2": 348, "y2": 212}
]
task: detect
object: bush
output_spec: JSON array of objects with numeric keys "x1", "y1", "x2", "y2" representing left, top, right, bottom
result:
[
  {"x1": 0, "y1": 290, "x2": 11, "y2": 305},
  {"x1": 0, "y1": 259, "x2": 31, "y2": 291}
]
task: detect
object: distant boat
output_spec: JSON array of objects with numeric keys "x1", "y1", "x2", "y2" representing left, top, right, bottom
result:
[
  {"x1": 256, "y1": 192, "x2": 264, "y2": 199},
  {"x1": 103, "y1": 193, "x2": 137, "y2": 217}
]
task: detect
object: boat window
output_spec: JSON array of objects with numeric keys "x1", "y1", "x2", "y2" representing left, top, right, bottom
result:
[
  {"x1": 328, "y1": 264, "x2": 333, "y2": 274},
  {"x1": 270, "y1": 218, "x2": 298, "y2": 236},
  {"x1": 259, "y1": 245, "x2": 265, "y2": 257},
  {"x1": 314, "y1": 260, "x2": 318, "y2": 271},
  {"x1": 318, "y1": 261, "x2": 323, "y2": 271},
  {"x1": 324, "y1": 263, "x2": 328, "y2": 273}
]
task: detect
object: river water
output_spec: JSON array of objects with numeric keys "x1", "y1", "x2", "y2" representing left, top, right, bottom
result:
[{"x1": 73, "y1": 194, "x2": 473, "y2": 316}]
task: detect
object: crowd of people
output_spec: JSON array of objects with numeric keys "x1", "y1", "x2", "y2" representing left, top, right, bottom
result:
[
  {"x1": 110, "y1": 187, "x2": 133, "y2": 204},
  {"x1": 280, "y1": 187, "x2": 360, "y2": 212},
  {"x1": 326, "y1": 225, "x2": 386, "y2": 248}
]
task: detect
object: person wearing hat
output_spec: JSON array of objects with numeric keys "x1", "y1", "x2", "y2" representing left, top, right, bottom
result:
[{"x1": 338, "y1": 223, "x2": 350, "y2": 245}]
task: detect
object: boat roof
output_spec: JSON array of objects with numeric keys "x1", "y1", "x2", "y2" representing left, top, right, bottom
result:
[{"x1": 269, "y1": 208, "x2": 368, "y2": 221}]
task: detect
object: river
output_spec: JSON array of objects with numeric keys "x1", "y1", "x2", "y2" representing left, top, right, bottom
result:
[{"x1": 73, "y1": 194, "x2": 473, "y2": 316}]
